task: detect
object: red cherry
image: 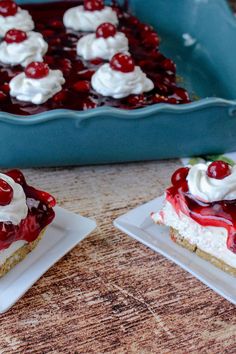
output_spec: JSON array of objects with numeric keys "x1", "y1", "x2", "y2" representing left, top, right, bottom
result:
[
  {"x1": 143, "y1": 32, "x2": 159, "y2": 48},
  {"x1": 110, "y1": 53, "x2": 135, "y2": 73},
  {"x1": 25, "y1": 62, "x2": 49, "y2": 79},
  {"x1": 0, "y1": 1, "x2": 18, "y2": 17},
  {"x1": 171, "y1": 167, "x2": 190, "y2": 186},
  {"x1": 207, "y1": 161, "x2": 231, "y2": 180},
  {"x1": 161, "y1": 58, "x2": 176, "y2": 73},
  {"x1": 6, "y1": 169, "x2": 26, "y2": 186},
  {"x1": 4, "y1": 29, "x2": 27, "y2": 44},
  {"x1": 52, "y1": 89, "x2": 68, "y2": 103},
  {"x1": 84, "y1": 0, "x2": 104, "y2": 11},
  {"x1": 0, "y1": 179, "x2": 13, "y2": 206},
  {"x1": 49, "y1": 20, "x2": 63, "y2": 29},
  {"x1": 170, "y1": 87, "x2": 190, "y2": 103},
  {"x1": 127, "y1": 94, "x2": 145, "y2": 106},
  {"x1": 73, "y1": 80, "x2": 90, "y2": 93},
  {"x1": 96, "y1": 23, "x2": 117, "y2": 39}
]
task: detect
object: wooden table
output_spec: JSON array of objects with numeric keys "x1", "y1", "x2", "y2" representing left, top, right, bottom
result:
[{"x1": 0, "y1": 160, "x2": 236, "y2": 353}]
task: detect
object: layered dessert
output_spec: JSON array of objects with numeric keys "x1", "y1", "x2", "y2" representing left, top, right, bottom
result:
[
  {"x1": 0, "y1": 0, "x2": 190, "y2": 115},
  {"x1": 152, "y1": 161, "x2": 236, "y2": 276},
  {"x1": 0, "y1": 169, "x2": 55, "y2": 277}
]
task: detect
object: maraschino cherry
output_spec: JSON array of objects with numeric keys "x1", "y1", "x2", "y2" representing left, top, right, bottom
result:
[
  {"x1": 171, "y1": 167, "x2": 190, "y2": 186},
  {"x1": 84, "y1": 0, "x2": 104, "y2": 11},
  {"x1": 25, "y1": 62, "x2": 49, "y2": 79},
  {"x1": 110, "y1": 53, "x2": 135, "y2": 73},
  {"x1": 207, "y1": 161, "x2": 231, "y2": 180},
  {"x1": 4, "y1": 29, "x2": 27, "y2": 44},
  {"x1": 96, "y1": 23, "x2": 116, "y2": 38},
  {"x1": 0, "y1": 1, "x2": 18, "y2": 17},
  {"x1": 6, "y1": 169, "x2": 26, "y2": 186},
  {"x1": 0, "y1": 179, "x2": 13, "y2": 206}
]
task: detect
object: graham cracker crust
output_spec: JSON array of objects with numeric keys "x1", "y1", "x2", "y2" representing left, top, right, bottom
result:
[
  {"x1": 170, "y1": 228, "x2": 236, "y2": 276},
  {"x1": 0, "y1": 229, "x2": 46, "y2": 278}
]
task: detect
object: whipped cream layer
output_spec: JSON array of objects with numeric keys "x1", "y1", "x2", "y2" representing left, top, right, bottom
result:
[
  {"x1": 0, "y1": 174, "x2": 28, "y2": 225},
  {"x1": 0, "y1": 8, "x2": 34, "y2": 37},
  {"x1": 153, "y1": 200, "x2": 236, "y2": 268},
  {"x1": 10, "y1": 69, "x2": 65, "y2": 104},
  {"x1": 0, "y1": 31, "x2": 48, "y2": 67},
  {"x1": 63, "y1": 5, "x2": 118, "y2": 32},
  {"x1": 0, "y1": 240, "x2": 27, "y2": 266},
  {"x1": 77, "y1": 32, "x2": 129, "y2": 60},
  {"x1": 91, "y1": 64, "x2": 154, "y2": 98},
  {"x1": 187, "y1": 163, "x2": 236, "y2": 202}
]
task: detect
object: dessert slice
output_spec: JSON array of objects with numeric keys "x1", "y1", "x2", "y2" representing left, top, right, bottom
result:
[
  {"x1": 152, "y1": 161, "x2": 236, "y2": 276},
  {"x1": 0, "y1": 169, "x2": 55, "y2": 278}
]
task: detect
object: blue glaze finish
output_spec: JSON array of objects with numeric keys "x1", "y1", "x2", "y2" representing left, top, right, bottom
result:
[{"x1": 2, "y1": 0, "x2": 236, "y2": 167}]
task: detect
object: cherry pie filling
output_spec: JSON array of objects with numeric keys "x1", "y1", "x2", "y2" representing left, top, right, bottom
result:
[
  {"x1": 166, "y1": 165, "x2": 236, "y2": 254},
  {"x1": 0, "y1": 170, "x2": 55, "y2": 251},
  {"x1": 0, "y1": 0, "x2": 190, "y2": 115}
]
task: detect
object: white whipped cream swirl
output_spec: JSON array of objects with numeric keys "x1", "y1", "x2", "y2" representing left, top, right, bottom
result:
[
  {"x1": 91, "y1": 64, "x2": 154, "y2": 98},
  {"x1": 0, "y1": 173, "x2": 28, "y2": 225},
  {"x1": 63, "y1": 5, "x2": 118, "y2": 32},
  {"x1": 0, "y1": 31, "x2": 48, "y2": 67},
  {"x1": 0, "y1": 8, "x2": 34, "y2": 37},
  {"x1": 77, "y1": 32, "x2": 129, "y2": 60},
  {"x1": 187, "y1": 163, "x2": 236, "y2": 202},
  {"x1": 9, "y1": 69, "x2": 65, "y2": 104}
]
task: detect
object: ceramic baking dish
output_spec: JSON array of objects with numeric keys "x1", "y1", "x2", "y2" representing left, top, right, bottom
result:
[{"x1": 2, "y1": 0, "x2": 236, "y2": 167}]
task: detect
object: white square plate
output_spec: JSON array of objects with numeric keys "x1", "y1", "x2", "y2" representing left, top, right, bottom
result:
[
  {"x1": 114, "y1": 196, "x2": 236, "y2": 305},
  {"x1": 0, "y1": 207, "x2": 96, "y2": 313}
]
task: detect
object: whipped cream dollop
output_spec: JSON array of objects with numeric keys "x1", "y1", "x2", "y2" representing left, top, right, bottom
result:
[
  {"x1": 77, "y1": 32, "x2": 129, "y2": 60},
  {"x1": 187, "y1": 163, "x2": 236, "y2": 202},
  {"x1": 0, "y1": 174, "x2": 28, "y2": 225},
  {"x1": 91, "y1": 64, "x2": 154, "y2": 98},
  {"x1": 63, "y1": 5, "x2": 118, "y2": 32},
  {"x1": 0, "y1": 31, "x2": 48, "y2": 67},
  {"x1": 0, "y1": 8, "x2": 34, "y2": 37},
  {"x1": 9, "y1": 69, "x2": 65, "y2": 104}
]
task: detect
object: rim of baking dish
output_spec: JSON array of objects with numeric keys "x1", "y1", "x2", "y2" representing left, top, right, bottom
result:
[
  {"x1": 1, "y1": 97, "x2": 236, "y2": 125},
  {"x1": 1, "y1": 0, "x2": 236, "y2": 125}
]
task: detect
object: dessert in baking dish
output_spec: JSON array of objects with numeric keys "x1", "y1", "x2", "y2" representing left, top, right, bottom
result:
[
  {"x1": 152, "y1": 161, "x2": 236, "y2": 276},
  {"x1": 0, "y1": 0, "x2": 190, "y2": 115},
  {"x1": 0, "y1": 169, "x2": 55, "y2": 277}
]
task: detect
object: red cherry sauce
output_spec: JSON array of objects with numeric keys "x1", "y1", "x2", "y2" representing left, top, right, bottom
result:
[
  {"x1": 166, "y1": 173, "x2": 236, "y2": 254},
  {"x1": 0, "y1": 170, "x2": 55, "y2": 251},
  {"x1": 0, "y1": 0, "x2": 190, "y2": 115}
]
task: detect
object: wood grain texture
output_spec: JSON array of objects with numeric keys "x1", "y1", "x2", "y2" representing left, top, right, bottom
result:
[{"x1": 0, "y1": 160, "x2": 236, "y2": 354}]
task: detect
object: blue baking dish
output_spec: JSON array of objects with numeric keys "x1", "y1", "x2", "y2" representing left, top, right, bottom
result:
[{"x1": 1, "y1": 0, "x2": 236, "y2": 167}]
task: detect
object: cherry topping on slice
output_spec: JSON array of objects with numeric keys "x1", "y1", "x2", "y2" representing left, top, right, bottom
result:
[
  {"x1": 0, "y1": 1, "x2": 18, "y2": 17},
  {"x1": 96, "y1": 23, "x2": 117, "y2": 39},
  {"x1": 25, "y1": 62, "x2": 49, "y2": 79},
  {"x1": 0, "y1": 179, "x2": 13, "y2": 206},
  {"x1": 110, "y1": 53, "x2": 135, "y2": 73},
  {"x1": 207, "y1": 161, "x2": 231, "y2": 180},
  {"x1": 4, "y1": 29, "x2": 27, "y2": 44},
  {"x1": 6, "y1": 169, "x2": 26, "y2": 186},
  {"x1": 84, "y1": 0, "x2": 104, "y2": 11},
  {"x1": 171, "y1": 167, "x2": 190, "y2": 186}
]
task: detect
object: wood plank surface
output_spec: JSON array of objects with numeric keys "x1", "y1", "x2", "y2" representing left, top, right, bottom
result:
[{"x1": 0, "y1": 160, "x2": 236, "y2": 353}]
